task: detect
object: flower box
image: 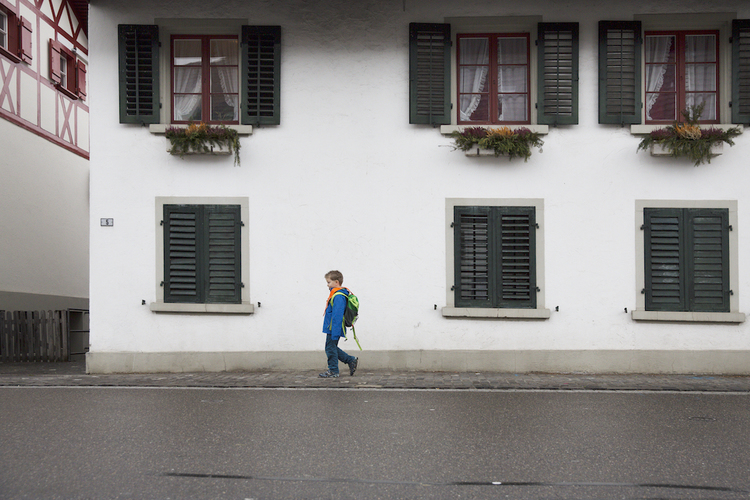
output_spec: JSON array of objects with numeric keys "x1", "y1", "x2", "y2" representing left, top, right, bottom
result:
[
  {"x1": 165, "y1": 123, "x2": 241, "y2": 166},
  {"x1": 166, "y1": 141, "x2": 232, "y2": 156},
  {"x1": 464, "y1": 146, "x2": 499, "y2": 157},
  {"x1": 451, "y1": 126, "x2": 544, "y2": 161},
  {"x1": 650, "y1": 142, "x2": 723, "y2": 157}
]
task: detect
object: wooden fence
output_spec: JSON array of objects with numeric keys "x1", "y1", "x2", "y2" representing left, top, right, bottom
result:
[{"x1": 0, "y1": 311, "x2": 69, "y2": 362}]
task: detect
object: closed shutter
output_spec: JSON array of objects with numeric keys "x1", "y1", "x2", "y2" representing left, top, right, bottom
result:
[
  {"x1": 687, "y1": 209, "x2": 729, "y2": 312},
  {"x1": 598, "y1": 21, "x2": 641, "y2": 125},
  {"x1": 205, "y1": 206, "x2": 242, "y2": 304},
  {"x1": 164, "y1": 205, "x2": 242, "y2": 304},
  {"x1": 241, "y1": 25, "x2": 281, "y2": 126},
  {"x1": 643, "y1": 208, "x2": 685, "y2": 311},
  {"x1": 19, "y1": 16, "x2": 32, "y2": 63},
  {"x1": 498, "y1": 207, "x2": 536, "y2": 308},
  {"x1": 537, "y1": 23, "x2": 579, "y2": 125},
  {"x1": 732, "y1": 20, "x2": 750, "y2": 124},
  {"x1": 164, "y1": 205, "x2": 201, "y2": 303},
  {"x1": 454, "y1": 207, "x2": 492, "y2": 307},
  {"x1": 118, "y1": 24, "x2": 160, "y2": 124},
  {"x1": 409, "y1": 23, "x2": 451, "y2": 125},
  {"x1": 454, "y1": 206, "x2": 536, "y2": 308},
  {"x1": 643, "y1": 208, "x2": 729, "y2": 312}
]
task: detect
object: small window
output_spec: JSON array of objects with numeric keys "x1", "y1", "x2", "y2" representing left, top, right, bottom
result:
[
  {"x1": 0, "y1": 11, "x2": 7, "y2": 50},
  {"x1": 50, "y1": 40, "x2": 86, "y2": 100},
  {"x1": 457, "y1": 33, "x2": 530, "y2": 124},
  {"x1": 645, "y1": 30, "x2": 719, "y2": 123},
  {"x1": 171, "y1": 35, "x2": 239, "y2": 123}
]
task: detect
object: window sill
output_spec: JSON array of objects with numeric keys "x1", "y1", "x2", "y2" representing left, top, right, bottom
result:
[
  {"x1": 150, "y1": 302, "x2": 255, "y2": 314},
  {"x1": 442, "y1": 307, "x2": 551, "y2": 319},
  {"x1": 441, "y1": 125, "x2": 549, "y2": 136},
  {"x1": 149, "y1": 124, "x2": 254, "y2": 135},
  {"x1": 630, "y1": 124, "x2": 744, "y2": 135},
  {"x1": 631, "y1": 310, "x2": 745, "y2": 323},
  {"x1": 0, "y1": 46, "x2": 21, "y2": 63}
]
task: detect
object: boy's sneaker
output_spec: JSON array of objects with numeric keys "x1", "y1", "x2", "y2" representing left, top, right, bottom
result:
[
  {"x1": 349, "y1": 357, "x2": 358, "y2": 376},
  {"x1": 318, "y1": 370, "x2": 339, "y2": 378}
]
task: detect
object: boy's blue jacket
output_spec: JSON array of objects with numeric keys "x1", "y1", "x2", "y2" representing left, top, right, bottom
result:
[{"x1": 323, "y1": 288, "x2": 349, "y2": 340}]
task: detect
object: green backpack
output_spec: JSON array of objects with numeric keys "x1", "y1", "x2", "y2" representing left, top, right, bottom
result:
[{"x1": 330, "y1": 290, "x2": 361, "y2": 350}]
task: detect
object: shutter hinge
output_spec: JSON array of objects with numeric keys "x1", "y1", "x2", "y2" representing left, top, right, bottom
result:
[
  {"x1": 729, "y1": 224, "x2": 733, "y2": 231},
  {"x1": 450, "y1": 222, "x2": 455, "y2": 228},
  {"x1": 534, "y1": 223, "x2": 539, "y2": 229},
  {"x1": 241, "y1": 282, "x2": 245, "y2": 288},
  {"x1": 451, "y1": 285, "x2": 455, "y2": 291},
  {"x1": 728, "y1": 290, "x2": 734, "y2": 295},
  {"x1": 241, "y1": 221, "x2": 245, "y2": 227},
  {"x1": 641, "y1": 288, "x2": 646, "y2": 294},
  {"x1": 535, "y1": 286, "x2": 540, "y2": 292},
  {"x1": 160, "y1": 281, "x2": 164, "y2": 287},
  {"x1": 640, "y1": 224, "x2": 646, "y2": 230}
]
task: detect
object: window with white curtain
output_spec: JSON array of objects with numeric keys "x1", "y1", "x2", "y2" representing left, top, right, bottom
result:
[
  {"x1": 0, "y1": 10, "x2": 7, "y2": 50},
  {"x1": 457, "y1": 33, "x2": 530, "y2": 124},
  {"x1": 172, "y1": 35, "x2": 239, "y2": 124},
  {"x1": 644, "y1": 30, "x2": 718, "y2": 123}
]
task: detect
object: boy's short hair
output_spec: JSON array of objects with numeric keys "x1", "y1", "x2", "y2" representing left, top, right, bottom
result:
[{"x1": 325, "y1": 270, "x2": 344, "y2": 284}]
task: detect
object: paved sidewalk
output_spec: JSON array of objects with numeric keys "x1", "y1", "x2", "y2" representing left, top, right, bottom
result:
[{"x1": 1, "y1": 361, "x2": 750, "y2": 391}]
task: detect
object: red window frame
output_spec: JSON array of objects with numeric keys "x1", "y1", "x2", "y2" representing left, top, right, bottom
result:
[
  {"x1": 0, "y1": 3, "x2": 32, "y2": 64},
  {"x1": 50, "y1": 40, "x2": 85, "y2": 100},
  {"x1": 457, "y1": 33, "x2": 531, "y2": 125},
  {"x1": 644, "y1": 30, "x2": 720, "y2": 124},
  {"x1": 170, "y1": 34, "x2": 239, "y2": 124}
]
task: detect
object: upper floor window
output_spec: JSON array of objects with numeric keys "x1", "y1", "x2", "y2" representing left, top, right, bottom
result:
[
  {"x1": 409, "y1": 21, "x2": 579, "y2": 127},
  {"x1": 599, "y1": 18, "x2": 750, "y2": 125},
  {"x1": 645, "y1": 31, "x2": 719, "y2": 124},
  {"x1": 0, "y1": 10, "x2": 7, "y2": 50},
  {"x1": 457, "y1": 33, "x2": 530, "y2": 124},
  {"x1": 118, "y1": 24, "x2": 281, "y2": 126},
  {"x1": 50, "y1": 40, "x2": 86, "y2": 100},
  {"x1": 172, "y1": 35, "x2": 239, "y2": 124}
]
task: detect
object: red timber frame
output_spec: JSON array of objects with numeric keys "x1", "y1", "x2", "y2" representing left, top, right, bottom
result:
[{"x1": 0, "y1": 0, "x2": 89, "y2": 159}]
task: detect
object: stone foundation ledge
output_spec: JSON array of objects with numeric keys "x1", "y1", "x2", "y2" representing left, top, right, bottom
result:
[{"x1": 86, "y1": 350, "x2": 750, "y2": 376}]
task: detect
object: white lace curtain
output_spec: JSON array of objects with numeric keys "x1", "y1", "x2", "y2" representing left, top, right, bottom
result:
[
  {"x1": 645, "y1": 34, "x2": 716, "y2": 121},
  {"x1": 173, "y1": 39, "x2": 238, "y2": 122},
  {"x1": 459, "y1": 37, "x2": 527, "y2": 122}
]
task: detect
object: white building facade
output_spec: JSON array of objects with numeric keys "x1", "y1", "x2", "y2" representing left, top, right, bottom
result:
[
  {"x1": 87, "y1": 0, "x2": 750, "y2": 374},
  {"x1": 0, "y1": 0, "x2": 89, "y2": 311}
]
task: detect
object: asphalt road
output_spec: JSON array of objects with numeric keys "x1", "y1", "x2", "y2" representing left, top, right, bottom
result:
[{"x1": 1, "y1": 387, "x2": 749, "y2": 500}]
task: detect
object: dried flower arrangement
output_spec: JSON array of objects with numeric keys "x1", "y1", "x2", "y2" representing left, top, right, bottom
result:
[
  {"x1": 165, "y1": 122, "x2": 241, "y2": 166},
  {"x1": 451, "y1": 126, "x2": 544, "y2": 161}
]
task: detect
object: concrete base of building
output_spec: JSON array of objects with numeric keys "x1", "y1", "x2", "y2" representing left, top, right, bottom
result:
[{"x1": 86, "y1": 349, "x2": 750, "y2": 375}]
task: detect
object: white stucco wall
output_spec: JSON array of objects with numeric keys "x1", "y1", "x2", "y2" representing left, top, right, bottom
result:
[{"x1": 87, "y1": 0, "x2": 750, "y2": 373}]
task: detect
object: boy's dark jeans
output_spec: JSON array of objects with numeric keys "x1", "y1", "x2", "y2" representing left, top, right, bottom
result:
[{"x1": 325, "y1": 334, "x2": 355, "y2": 374}]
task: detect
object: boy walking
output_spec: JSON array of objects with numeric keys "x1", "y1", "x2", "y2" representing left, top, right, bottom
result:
[{"x1": 319, "y1": 270, "x2": 358, "y2": 378}]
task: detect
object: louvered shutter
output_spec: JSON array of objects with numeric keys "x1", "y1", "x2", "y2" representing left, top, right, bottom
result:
[
  {"x1": 643, "y1": 208, "x2": 685, "y2": 311},
  {"x1": 409, "y1": 23, "x2": 451, "y2": 125},
  {"x1": 454, "y1": 207, "x2": 493, "y2": 307},
  {"x1": 164, "y1": 205, "x2": 201, "y2": 303},
  {"x1": 454, "y1": 206, "x2": 536, "y2": 308},
  {"x1": 643, "y1": 208, "x2": 729, "y2": 312},
  {"x1": 19, "y1": 16, "x2": 32, "y2": 63},
  {"x1": 498, "y1": 207, "x2": 536, "y2": 308},
  {"x1": 598, "y1": 21, "x2": 642, "y2": 125},
  {"x1": 732, "y1": 20, "x2": 750, "y2": 124},
  {"x1": 241, "y1": 25, "x2": 281, "y2": 126},
  {"x1": 118, "y1": 24, "x2": 160, "y2": 124},
  {"x1": 49, "y1": 40, "x2": 62, "y2": 85},
  {"x1": 537, "y1": 23, "x2": 579, "y2": 125},
  {"x1": 687, "y1": 209, "x2": 729, "y2": 312},
  {"x1": 205, "y1": 205, "x2": 242, "y2": 304}
]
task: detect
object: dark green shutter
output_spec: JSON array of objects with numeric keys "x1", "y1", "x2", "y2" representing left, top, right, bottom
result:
[
  {"x1": 598, "y1": 21, "x2": 642, "y2": 125},
  {"x1": 409, "y1": 23, "x2": 451, "y2": 125},
  {"x1": 164, "y1": 205, "x2": 242, "y2": 304},
  {"x1": 732, "y1": 20, "x2": 750, "y2": 124},
  {"x1": 643, "y1": 208, "x2": 686, "y2": 311},
  {"x1": 205, "y1": 206, "x2": 242, "y2": 304},
  {"x1": 643, "y1": 208, "x2": 729, "y2": 312},
  {"x1": 164, "y1": 205, "x2": 201, "y2": 303},
  {"x1": 454, "y1": 206, "x2": 536, "y2": 308},
  {"x1": 537, "y1": 23, "x2": 579, "y2": 125},
  {"x1": 118, "y1": 24, "x2": 160, "y2": 124},
  {"x1": 241, "y1": 25, "x2": 281, "y2": 126},
  {"x1": 454, "y1": 207, "x2": 493, "y2": 307},
  {"x1": 687, "y1": 209, "x2": 729, "y2": 312},
  {"x1": 498, "y1": 207, "x2": 536, "y2": 308}
]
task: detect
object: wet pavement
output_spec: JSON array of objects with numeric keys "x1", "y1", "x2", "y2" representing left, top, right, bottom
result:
[{"x1": 1, "y1": 360, "x2": 749, "y2": 391}]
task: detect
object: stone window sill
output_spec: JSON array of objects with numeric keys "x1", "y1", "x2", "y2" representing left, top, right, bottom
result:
[
  {"x1": 631, "y1": 310, "x2": 745, "y2": 323},
  {"x1": 150, "y1": 302, "x2": 255, "y2": 314},
  {"x1": 442, "y1": 307, "x2": 551, "y2": 319}
]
